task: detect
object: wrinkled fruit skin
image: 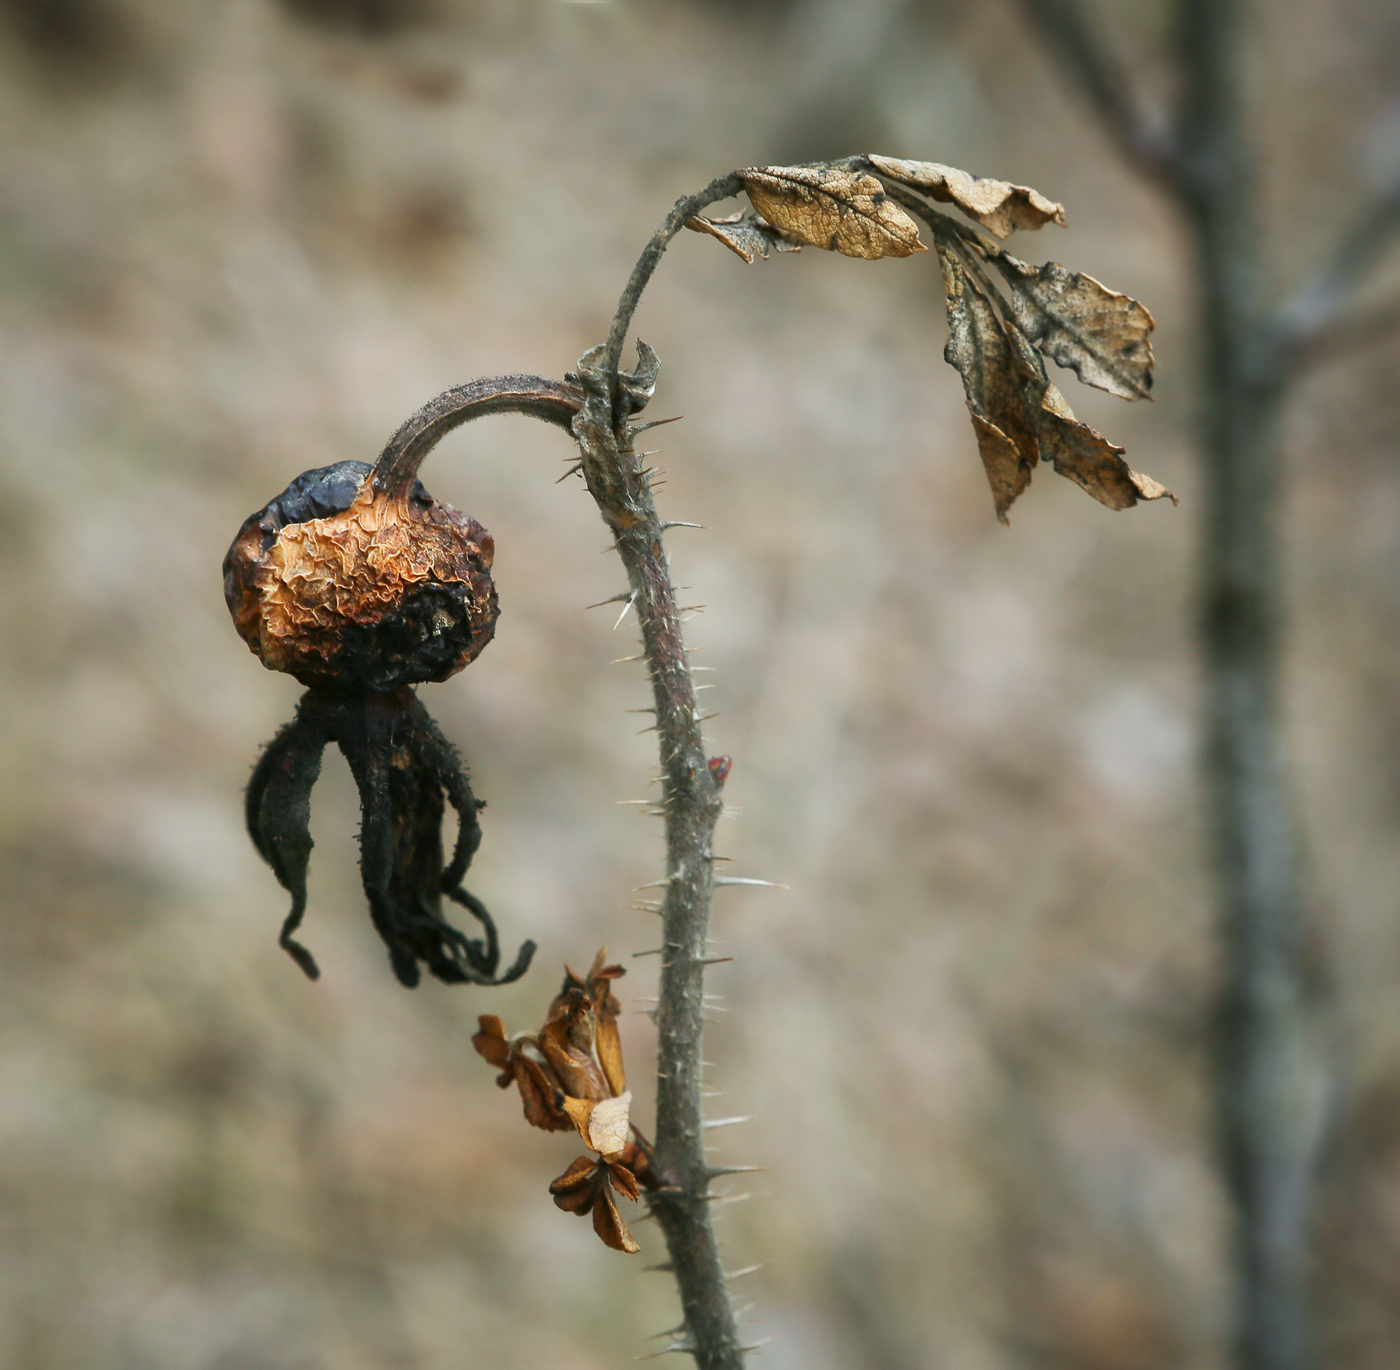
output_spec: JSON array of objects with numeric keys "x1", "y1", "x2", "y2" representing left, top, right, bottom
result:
[{"x1": 224, "y1": 461, "x2": 498, "y2": 692}]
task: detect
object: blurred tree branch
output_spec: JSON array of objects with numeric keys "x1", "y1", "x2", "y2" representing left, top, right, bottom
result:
[
  {"x1": 1015, "y1": 2, "x2": 1400, "y2": 1369},
  {"x1": 1015, "y1": 0, "x2": 1180, "y2": 181}
]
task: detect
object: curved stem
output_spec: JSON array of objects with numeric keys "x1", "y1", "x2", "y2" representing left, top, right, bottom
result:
[
  {"x1": 371, "y1": 374, "x2": 583, "y2": 498},
  {"x1": 600, "y1": 173, "x2": 744, "y2": 390}
]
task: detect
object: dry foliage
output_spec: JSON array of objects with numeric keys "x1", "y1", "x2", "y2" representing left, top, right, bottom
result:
[
  {"x1": 686, "y1": 155, "x2": 1172, "y2": 523},
  {"x1": 473, "y1": 950, "x2": 655, "y2": 1254}
]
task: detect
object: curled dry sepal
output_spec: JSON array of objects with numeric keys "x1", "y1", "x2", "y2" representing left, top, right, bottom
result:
[
  {"x1": 687, "y1": 154, "x2": 1172, "y2": 524},
  {"x1": 473, "y1": 950, "x2": 657, "y2": 1254}
]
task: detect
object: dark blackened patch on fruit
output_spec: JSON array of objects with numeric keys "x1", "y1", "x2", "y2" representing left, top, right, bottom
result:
[{"x1": 296, "y1": 578, "x2": 497, "y2": 693}]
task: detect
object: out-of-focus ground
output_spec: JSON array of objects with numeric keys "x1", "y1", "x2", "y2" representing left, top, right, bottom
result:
[{"x1": 1, "y1": 1, "x2": 1398, "y2": 1366}]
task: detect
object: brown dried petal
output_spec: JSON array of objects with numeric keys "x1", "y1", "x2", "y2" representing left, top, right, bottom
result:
[
  {"x1": 515, "y1": 1053, "x2": 572, "y2": 1133},
  {"x1": 471, "y1": 1014, "x2": 512, "y2": 1072},
  {"x1": 867, "y1": 155, "x2": 1066, "y2": 240},
  {"x1": 592, "y1": 1183, "x2": 641, "y2": 1254},
  {"x1": 549, "y1": 1156, "x2": 601, "y2": 1214},
  {"x1": 596, "y1": 1016, "x2": 627, "y2": 1097},
  {"x1": 539, "y1": 1012, "x2": 610, "y2": 1102},
  {"x1": 996, "y1": 255, "x2": 1155, "y2": 401},
  {"x1": 563, "y1": 1090, "x2": 632, "y2": 1156},
  {"x1": 685, "y1": 211, "x2": 803, "y2": 264},
  {"x1": 739, "y1": 165, "x2": 926, "y2": 260},
  {"x1": 607, "y1": 1159, "x2": 641, "y2": 1203}
]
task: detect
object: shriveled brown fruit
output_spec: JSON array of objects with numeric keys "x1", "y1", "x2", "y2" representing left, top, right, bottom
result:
[
  {"x1": 867, "y1": 155, "x2": 1066, "y2": 240},
  {"x1": 739, "y1": 165, "x2": 925, "y2": 259},
  {"x1": 224, "y1": 461, "x2": 498, "y2": 693}
]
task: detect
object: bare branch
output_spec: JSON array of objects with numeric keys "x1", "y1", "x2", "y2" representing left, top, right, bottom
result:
[
  {"x1": 1273, "y1": 181, "x2": 1400, "y2": 371},
  {"x1": 1014, "y1": 0, "x2": 1180, "y2": 182}
]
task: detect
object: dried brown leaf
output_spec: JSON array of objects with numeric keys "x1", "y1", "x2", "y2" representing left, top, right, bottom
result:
[
  {"x1": 938, "y1": 245, "x2": 1174, "y2": 518},
  {"x1": 937, "y1": 244, "x2": 1040, "y2": 522},
  {"x1": 867, "y1": 155, "x2": 1066, "y2": 240},
  {"x1": 739, "y1": 165, "x2": 925, "y2": 260},
  {"x1": 1035, "y1": 382, "x2": 1175, "y2": 510},
  {"x1": 685, "y1": 211, "x2": 803, "y2": 264},
  {"x1": 996, "y1": 255, "x2": 1155, "y2": 400},
  {"x1": 592, "y1": 1184, "x2": 641, "y2": 1254}
]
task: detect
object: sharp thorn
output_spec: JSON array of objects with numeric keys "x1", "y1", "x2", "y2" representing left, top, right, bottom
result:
[
  {"x1": 586, "y1": 591, "x2": 633, "y2": 609},
  {"x1": 714, "y1": 878, "x2": 786, "y2": 888},
  {"x1": 646, "y1": 1323, "x2": 689, "y2": 1342},
  {"x1": 702, "y1": 956, "x2": 735, "y2": 965},
  {"x1": 614, "y1": 597, "x2": 637, "y2": 630},
  {"x1": 632, "y1": 878, "x2": 672, "y2": 889},
  {"x1": 635, "y1": 1342, "x2": 694, "y2": 1360},
  {"x1": 630, "y1": 415, "x2": 683, "y2": 434},
  {"x1": 705, "y1": 1191, "x2": 751, "y2": 1205},
  {"x1": 632, "y1": 947, "x2": 665, "y2": 958},
  {"x1": 554, "y1": 462, "x2": 584, "y2": 484},
  {"x1": 643, "y1": 1262, "x2": 675, "y2": 1273},
  {"x1": 661, "y1": 521, "x2": 706, "y2": 532},
  {"x1": 708, "y1": 1166, "x2": 767, "y2": 1178},
  {"x1": 703, "y1": 1116, "x2": 752, "y2": 1130},
  {"x1": 611, "y1": 654, "x2": 645, "y2": 664},
  {"x1": 725, "y1": 1263, "x2": 766, "y2": 1281}
]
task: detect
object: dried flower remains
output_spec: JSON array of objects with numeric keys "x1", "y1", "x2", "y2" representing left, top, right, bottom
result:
[
  {"x1": 474, "y1": 950, "x2": 656, "y2": 1253},
  {"x1": 224, "y1": 455, "x2": 535, "y2": 988}
]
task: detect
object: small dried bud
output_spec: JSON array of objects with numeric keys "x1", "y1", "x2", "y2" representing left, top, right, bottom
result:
[{"x1": 224, "y1": 461, "x2": 498, "y2": 693}]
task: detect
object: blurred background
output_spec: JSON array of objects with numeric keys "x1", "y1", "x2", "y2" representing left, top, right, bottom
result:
[{"x1": 1, "y1": 1, "x2": 1398, "y2": 1366}]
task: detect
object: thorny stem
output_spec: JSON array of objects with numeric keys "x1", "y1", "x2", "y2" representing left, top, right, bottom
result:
[
  {"x1": 582, "y1": 178, "x2": 772, "y2": 1368},
  {"x1": 568, "y1": 336, "x2": 742, "y2": 1368}
]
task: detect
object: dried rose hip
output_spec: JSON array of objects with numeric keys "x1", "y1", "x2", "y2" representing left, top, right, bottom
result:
[
  {"x1": 224, "y1": 377, "x2": 582, "y2": 989},
  {"x1": 223, "y1": 460, "x2": 498, "y2": 694}
]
